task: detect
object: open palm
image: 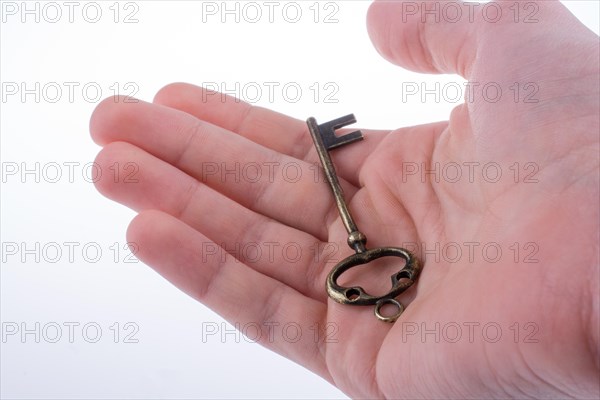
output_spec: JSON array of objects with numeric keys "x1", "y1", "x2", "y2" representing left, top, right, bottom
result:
[{"x1": 91, "y1": 1, "x2": 599, "y2": 398}]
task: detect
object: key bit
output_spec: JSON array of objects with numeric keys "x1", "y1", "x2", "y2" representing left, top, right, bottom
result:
[{"x1": 314, "y1": 114, "x2": 363, "y2": 150}]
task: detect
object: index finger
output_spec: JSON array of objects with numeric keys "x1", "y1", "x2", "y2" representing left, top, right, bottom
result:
[{"x1": 153, "y1": 82, "x2": 387, "y2": 187}]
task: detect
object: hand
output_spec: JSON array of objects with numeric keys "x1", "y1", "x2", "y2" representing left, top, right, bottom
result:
[{"x1": 90, "y1": 1, "x2": 599, "y2": 398}]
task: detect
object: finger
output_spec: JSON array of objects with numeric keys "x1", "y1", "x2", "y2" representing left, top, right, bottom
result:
[
  {"x1": 94, "y1": 141, "x2": 334, "y2": 301},
  {"x1": 152, "y1": 82, "x2": 387, "y2": 186},
  {"x1": 153, "y1": 83, "x2": 313, "y2": 161},
  {"x1": 127, "y1": 209, "x2": 332, "y2": 381},
  {"x1": 367, "y1": 0, "x2": 480, "y2": 77},
  {"x1": 90, "y1": 98, "x2": 357, "y2": 240}
]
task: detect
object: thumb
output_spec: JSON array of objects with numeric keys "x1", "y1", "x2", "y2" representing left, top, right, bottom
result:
[{"x1": 366, "y1": 0, "x2": 594, "y2": 78}]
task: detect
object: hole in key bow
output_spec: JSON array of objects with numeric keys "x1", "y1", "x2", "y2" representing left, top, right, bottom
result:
[
  {"x1": 378, "y1": 301, "x2": 400, "y2": 317},
  {"x1": 338, "y1": 256, "x2": 407, "y2": 298},
  {"x1": 375, "y1": 298, "x2": 405, "y2": 323},
  {"x1": 326, "y1": 247, "x2": 420, "y2": 306},
  {"x1": 345, "y1": 288, "x2": 360, "y2": 301}
]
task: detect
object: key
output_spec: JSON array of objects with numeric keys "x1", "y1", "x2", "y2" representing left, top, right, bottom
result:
[{"x1": 307, "y1": 114, "x2": 421, "y2": 323}]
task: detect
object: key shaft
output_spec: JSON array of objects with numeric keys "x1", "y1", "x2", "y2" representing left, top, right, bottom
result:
[{"x1": 307, "y1": 116, "x2": 367, "y2": 253}]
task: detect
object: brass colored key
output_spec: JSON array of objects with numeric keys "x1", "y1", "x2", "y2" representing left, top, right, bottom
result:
[{"x1": 307, "y1": 115, "x2": 421, "y2": 323}]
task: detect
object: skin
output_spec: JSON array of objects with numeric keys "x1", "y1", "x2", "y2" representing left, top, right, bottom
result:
[{"x1": 90, "y1": 1, "x2": 599, "y2": 398}]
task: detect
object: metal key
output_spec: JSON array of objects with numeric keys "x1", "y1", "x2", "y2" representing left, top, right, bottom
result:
[{"x1": 307, "y1": 114, "x2": 421, "y2": 323}]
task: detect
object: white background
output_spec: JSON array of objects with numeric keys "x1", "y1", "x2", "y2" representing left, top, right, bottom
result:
[{"x1": 1, "y1": 1, "x2": 598, "y2": 398}]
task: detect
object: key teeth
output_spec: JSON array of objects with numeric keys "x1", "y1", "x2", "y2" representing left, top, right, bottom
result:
[
  {"x1": 317, "y1": 114, "x2": 356, "y2": 133},
  {"x1": 327, "y1": 130, "x2": 363, "y2": 150},
  {"x1": 316, "y1": 114, "x2": 364, "y2": 151},
  {"x1": 330, "y1": 113, "x2": 357, "y2": 129}
]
